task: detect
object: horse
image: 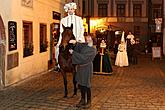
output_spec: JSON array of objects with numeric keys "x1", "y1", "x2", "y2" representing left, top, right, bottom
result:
[{"x1": 58, "y1": 24, "x2": 77, "y2": 98}]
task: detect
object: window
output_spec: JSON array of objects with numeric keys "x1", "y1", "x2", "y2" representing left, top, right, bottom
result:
[
  {"x1": 98, "y1": 4, "x2": 107, "y2": 17},
  {"x1": 152, "y1": 4, "x2": 162, "y2": 18},
  {"x1": 23, "y1": 21, "x2": 33, "y2": 57},
  {"x1": 117, "y1": 4, "x2": 125, "y2": 17},
  {"x1": 133, "y1": 4, "x2": 142, "y2": 17},
  {"x1": 40, "y1": 24, "x2": 48, "y2": 52}
]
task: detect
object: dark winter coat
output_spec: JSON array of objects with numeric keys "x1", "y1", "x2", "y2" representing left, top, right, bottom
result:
[{"x1": 71, "y1": 43, "x2": 97, "y2": 87}]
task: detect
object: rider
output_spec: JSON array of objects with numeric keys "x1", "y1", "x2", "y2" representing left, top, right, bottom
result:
[{"x1": 55, "y1": 2, "x2": 85, "y2": 70}]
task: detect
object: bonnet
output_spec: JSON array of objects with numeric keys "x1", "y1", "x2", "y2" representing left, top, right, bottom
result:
[{"x1": 64, "y1": 2, "x2": 77, "y2": 12}]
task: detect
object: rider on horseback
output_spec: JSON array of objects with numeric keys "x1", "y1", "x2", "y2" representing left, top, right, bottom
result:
[{"x1": 55, "y1": 2, "x2": 85, "y2": 70}]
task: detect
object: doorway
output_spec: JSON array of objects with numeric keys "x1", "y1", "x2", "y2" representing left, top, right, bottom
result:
[
  {"x1": 0, "y1": 15, "x2": 6, "y2": 88},
  {"x1": 48, "y1": 23, "x2": 60, "y2": 69}
]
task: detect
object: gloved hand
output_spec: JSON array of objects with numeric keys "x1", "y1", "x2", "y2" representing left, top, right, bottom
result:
[{"x1": 69, "y1": 40, "x2": 76, "y2": 44}]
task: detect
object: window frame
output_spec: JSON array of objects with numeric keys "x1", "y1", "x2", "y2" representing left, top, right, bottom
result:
[
  {"x1": 23, "y1": 21, "x2": 33, "y2": 57},
  {"x1": 133, "y1": 4, "x2": 142, "y2": 17},
  {"x1": 117, "y1": 4, "x2": 125, "y2": 17},
  {"x1": 98, "y1": 3, "x2": 108, "y2": 17},
  {"x1": 39, "y1": 23, "x2": 48, "y2": 53}
]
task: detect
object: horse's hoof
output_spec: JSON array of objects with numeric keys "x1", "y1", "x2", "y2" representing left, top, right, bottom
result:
[{"x1": 71, "y1": 93, "x2": 77, "y2": 98}]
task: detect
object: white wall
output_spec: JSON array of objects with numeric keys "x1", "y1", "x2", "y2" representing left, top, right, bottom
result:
[{"x1": 0, "y1": 0, "x2": 65, "y2": 86}]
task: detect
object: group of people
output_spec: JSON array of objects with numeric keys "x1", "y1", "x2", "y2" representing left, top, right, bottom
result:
[
  {"x1": 54, "y1": 1, "x2": 141, "y2": 109},
  {"x1": 115, "y1": 31, "x2": 140, "y2": 67}
]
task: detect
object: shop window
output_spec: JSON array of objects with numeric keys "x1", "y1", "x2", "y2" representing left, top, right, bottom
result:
[
  {"x1": 40, "y1": 24, "x2": 48, "y2": 53},
  {"x1": 23, "y1": 21, "x2": 33, "y2": 57}
]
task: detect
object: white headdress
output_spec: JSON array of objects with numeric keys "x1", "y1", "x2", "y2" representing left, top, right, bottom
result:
[
  {"x1": 64, "y1": 2, "x2": 77, "y2": 12},
  {"x1": 121, "y1": 31, "x2": 125, "y2": 43}
]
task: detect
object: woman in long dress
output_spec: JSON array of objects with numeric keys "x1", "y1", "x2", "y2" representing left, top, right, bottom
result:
[{"x1": 115, "y1": 41, "x2": 129, "y2": 67}]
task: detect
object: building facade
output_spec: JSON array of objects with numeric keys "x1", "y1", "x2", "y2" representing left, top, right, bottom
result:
[
  {"x1": 0, "y1": 0, "x2": 65, "y2": 87},
  {"x1": 75, "y1": 0, "x2": 164, "y2": 54}
]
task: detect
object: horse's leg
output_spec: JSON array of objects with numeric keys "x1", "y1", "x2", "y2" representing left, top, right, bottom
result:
[
  {"x1": 72, "y1": 66, "x2": 77, "y2": 97},
  {"x1": 61, "y1": 69, "x2": 68, "y2": 98}
]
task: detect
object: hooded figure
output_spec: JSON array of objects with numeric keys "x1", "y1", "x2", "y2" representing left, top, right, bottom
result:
[
  {"x1": 69, "y1": 35, "x2": 97, "y2": 109},
  {"x1": 55, "y1": 2, "x2": 85, "y2": 66},
  {"x1": 115, "y1": 31, "x2": 129, "y2": 67}
]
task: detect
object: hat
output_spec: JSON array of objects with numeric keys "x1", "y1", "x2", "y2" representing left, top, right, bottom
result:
[
  {"x1": 64, "y1": 2, "x2": 77, "y2": 12},
  {"x1": 121, "y1": 31, "x2": 125, "y2": 43}
]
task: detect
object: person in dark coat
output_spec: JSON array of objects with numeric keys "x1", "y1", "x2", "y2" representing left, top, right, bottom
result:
[
  {"x1": 69, "y1": 35, "x2": 97, "y2": 109},
  {"x1": 114, "y1": 40, "x2": 119, "y2": 59},
  {"x1": 132, "y1": 40, "x2": 140, "y2": 64}
]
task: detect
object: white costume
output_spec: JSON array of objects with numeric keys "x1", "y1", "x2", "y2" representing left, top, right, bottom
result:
[
  {"x1": 126, "y1": 32, "x2": 135, "y2": 44},
  {"x1": 115, "y1": 32, "x2": 129, "y2": 67},
  {"x1": 55, "y1": 2, "x2": 85, "y2": 63},
  {"x1": 126, "y1": 34, "x2": 134, "y2": 40}
]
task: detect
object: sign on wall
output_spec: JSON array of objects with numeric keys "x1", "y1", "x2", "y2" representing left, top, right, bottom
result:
[
  {"x1": 53, "y1": 11, "x2": 61, "y2": 20},
  {"x1": 152, "y1": 47, "x2": 161, "y2": 60},
  {"x1": 8, "y1": 21, "x2": 17, "y2": 51}
]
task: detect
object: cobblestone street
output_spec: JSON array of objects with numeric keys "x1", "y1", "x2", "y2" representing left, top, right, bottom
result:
[{"x1": 0, "y1": 54, "x2": 165, "y2": 110}]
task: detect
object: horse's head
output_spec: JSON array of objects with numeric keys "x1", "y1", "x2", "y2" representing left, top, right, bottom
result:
[
  {"x1": 59, "y1": 24, "x2": 75, "y2": 72},
  {"x1": 61, "y1": 24, "x2": 75, "y2": 48}
]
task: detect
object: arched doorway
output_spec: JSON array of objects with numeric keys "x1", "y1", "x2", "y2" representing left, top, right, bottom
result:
[{"x1": 0, "y1": 15, "x2": 6, "y2": 88}]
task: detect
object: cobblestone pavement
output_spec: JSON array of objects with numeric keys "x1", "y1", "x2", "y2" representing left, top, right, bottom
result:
[{"x1": 0, "y1": 54, "x2": 165, "y2": 110}]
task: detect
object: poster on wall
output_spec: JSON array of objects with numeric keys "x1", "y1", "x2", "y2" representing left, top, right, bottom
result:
[
  {"x1": 152, "y1": 47, "x2": 161, "y2": 59},
  {"x1": 8, "y1": 21, "x2": 17, "y2": 51}
]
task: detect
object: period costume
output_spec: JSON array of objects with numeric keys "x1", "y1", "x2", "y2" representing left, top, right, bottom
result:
[
  {"x1": 55, "y1": 2, "x2": 85, "y2": 63},
  {"x1": 72, "y1": 43, "x2": 96, "y2": 87},
  {"x1": 126, "y1": 32, "x2": 135, "y2": 64},
  {"x1": 126, "y1": 32, "x2": 135, "y2": 41},
  {"x1": 58, "y1": 14, "x2": 85, "y2": 46},
  {"x1": 132, "y1": 42, "x2": 140, "y2": 64},
  {"x1": 93, "y1": 40, "x2": 113, "y2": 73},
  {"x1": 93, "y1": 51, "x2": 113, "y2": 73},
  {"x1": 115, "y1": 32, "x2": 129, "y2": 67},
  {"x1": 126, "y1": 32, "x2": 135, "y2": 45},
  {"x1": 71, "y1": 42, "x2": 96, "y2": 108}
]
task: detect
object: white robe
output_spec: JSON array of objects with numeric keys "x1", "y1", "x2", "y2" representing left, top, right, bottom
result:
[
  {"x1": 126, "y1": 34, "x2": 134, "y2": 40},
  {"x1": 55, "y1": 14, "x2": 85, "y2": 62},
  {"x1": 115, "y1": 43, "x2": 129, "y2": 67}
]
